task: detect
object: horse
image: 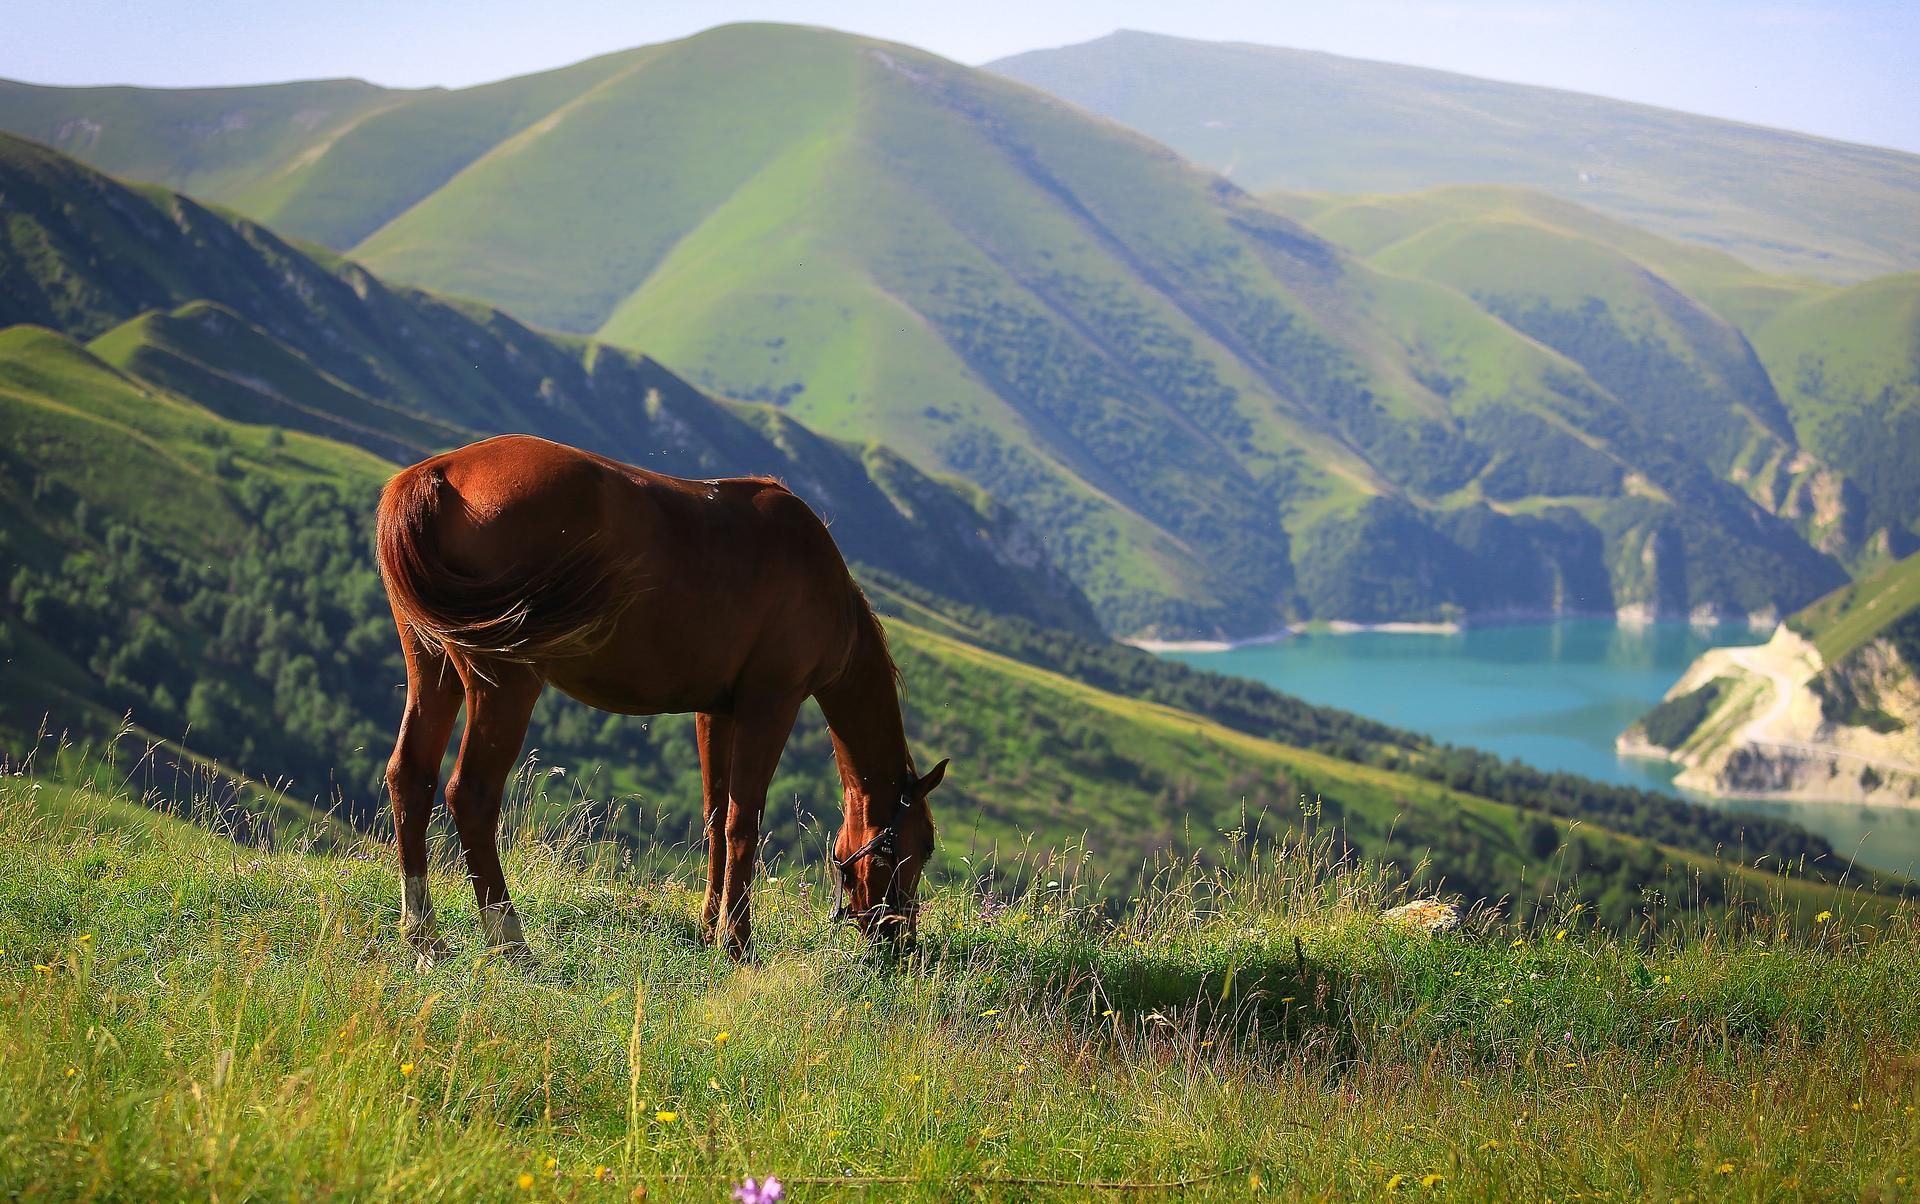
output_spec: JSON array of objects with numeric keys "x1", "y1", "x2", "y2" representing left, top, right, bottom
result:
[{"x1": 374, "y1": 433, "x2": 947, "y2": 962}]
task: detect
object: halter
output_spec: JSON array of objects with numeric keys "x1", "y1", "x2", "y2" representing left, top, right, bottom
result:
[{"x1": 831, "y1": 790, "x2": 914, "y2": 925}]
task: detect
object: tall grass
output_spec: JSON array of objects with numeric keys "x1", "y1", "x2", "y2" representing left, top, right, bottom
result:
[{"x1": 2, "y1": 739, "x2": 1916, "y2": 1200}]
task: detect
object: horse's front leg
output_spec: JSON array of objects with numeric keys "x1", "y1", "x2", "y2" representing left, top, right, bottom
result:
[
  {"x1": 718, "y1": 696, "x2": 804, "y2": 961},
  {"x1": 695, "y1": 712, "x2": 734, "y2": 945}
]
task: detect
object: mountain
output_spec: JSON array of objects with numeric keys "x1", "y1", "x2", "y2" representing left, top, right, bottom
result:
[
  {"x1": 0, "y1": 131, "x2": 1097, "y2": 636},
  {"x1": 0, "y1": 27, "x2": 1851, "y2": 636},
  {"x1": 988, "y1": 30, "x2": 1920, "y2": 283},
  {"x1": 1621, "y1": 551, "x2": 1920, "y2": 804},
  {"x1": 1273, "y1": 184, "x2": 1920, "y2": 573}
]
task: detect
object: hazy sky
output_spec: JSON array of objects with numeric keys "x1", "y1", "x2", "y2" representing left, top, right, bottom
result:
[{"x1": 7, "y1": 0, "x2": 1917, "y2": 153}]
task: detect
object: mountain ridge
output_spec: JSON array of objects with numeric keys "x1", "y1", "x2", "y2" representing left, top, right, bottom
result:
[{"x1": 989, "y1": 29, "x2": 1920, "y2": 282}]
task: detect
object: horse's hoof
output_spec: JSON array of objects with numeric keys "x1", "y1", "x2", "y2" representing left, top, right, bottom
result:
[{"x1": 407, "y1": 933, "x2": 449, "y2": 972}]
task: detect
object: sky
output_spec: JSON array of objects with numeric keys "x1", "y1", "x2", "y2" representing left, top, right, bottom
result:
[{"x1": 6, "y1": 0, "x2": 1917, "y2": 154}]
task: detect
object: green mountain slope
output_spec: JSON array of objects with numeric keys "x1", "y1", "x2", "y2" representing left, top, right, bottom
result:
[
  {"x1": 0, "y1": 320, "x2": 1893, "y2": 927},
  {"x1": 0, "y1": 131, "x2": 1097, "y2": 635},
  {"x1": 2, "y1": 27, "x2": 1848, "y2": 634},
  {"x1": 1280, "y1": 184, "x2": 1920, "y2": 571},
  {"x1": 988, "y1": 30, "x2": 1920, "y2": 282},
  {"x1": 1749, "y1": 274, "x2": 1920, "y2": 555}
]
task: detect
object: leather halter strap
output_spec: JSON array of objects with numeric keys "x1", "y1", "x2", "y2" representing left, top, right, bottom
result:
[{"x1": 832, "y1": 791, "x2": 913, "y2": 923}]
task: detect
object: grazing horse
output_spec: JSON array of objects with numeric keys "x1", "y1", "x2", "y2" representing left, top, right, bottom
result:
[{"x1": 375, "y1": 434, "x2": 947, "y2": 962}]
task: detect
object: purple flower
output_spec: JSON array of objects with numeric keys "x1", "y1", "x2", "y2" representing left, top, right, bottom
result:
[
  {"x1": 978, "y1": 894, "x2": 1009, "y2": 921},
  {"x1": 733, "y1": 1176, "x2": 784, "y2": 1204}
]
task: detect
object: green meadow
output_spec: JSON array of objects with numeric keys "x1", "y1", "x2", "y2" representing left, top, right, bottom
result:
[{"x1": 4, "y1": 753, "x2": 1918, "y2": 1201}]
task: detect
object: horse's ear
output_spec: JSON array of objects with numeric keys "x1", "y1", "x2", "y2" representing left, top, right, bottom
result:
[{"x1": 917, "y1": 758, "x2": 950, "y2": 795}]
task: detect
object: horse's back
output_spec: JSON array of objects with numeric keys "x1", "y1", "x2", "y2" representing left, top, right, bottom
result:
[{"x1": 381, "y1": 435, "x2": 859, "y2": 712}]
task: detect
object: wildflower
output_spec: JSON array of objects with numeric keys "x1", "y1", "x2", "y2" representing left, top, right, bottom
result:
[
  {"x1": 1501, "y1": 998, "x2": 1514, "y2": 1006},
  {"x1": 77, "y1": 933, "x2": 92, "y2": 942},
  {"x1": 979, "y1": 1009, "x2": 999, "y2": 1018},
  {"x1": 1849, "y1": 1101, "x2": 1862, "y2": 1112},
  {"x1": 978, "y1": 895, "x2": 1009, "y2": 921},
  {"x1": 1554, "y1": 929, "x2": 1567, "y2": 941},
  {"x1": 732, "y1": 1176, "x2": 784, "y2": 1204},
  {"x1": 1478, "y1": 1139, "x2": 1501, "y2": 1151},
  {"x1": 1421, "y1": 1173, "x2": 1444, "y2": 1188},
  {"x1": 655, "y1": 1110, "x2": 678, "y2": 1123},
  {"x1": 34, "y1": 964, "x2": 51, "y2": 974},
  {"x1": 66, "y1": 1067, "x2": 76, "y2": 1077},
  {"x1": 400, "y1": 1062, "x2": 417, "y2": 1076},
  {"x1": 517, "y1": 1172, "x2": 535, "y2": 1190},
  {"x1": 1385, "y1": 1172, "x2": 1405, "y2": 1192},
  {"x1": 1510, "y1": 938, "x2": 1524, "y2": 948},
  {"x1": 1815, "y1": 911, "x2": 1832, "y2": 923},
  {"x1": 714, "y1": 1031, "x2": 730, "y2": 1046},
  {"x1": 906, "y1": 1073, "x2": 923, "y2": 1084},
  {"x1": 595, "y1": 1166, "x2": 613, "y2": 1182},
  {"x1": 1716, "y1": 1162, "x2": 1734, "y2": 1175},
  {"x1": 545, "y1": 1157, "x2": 558, "y2": 1171}
]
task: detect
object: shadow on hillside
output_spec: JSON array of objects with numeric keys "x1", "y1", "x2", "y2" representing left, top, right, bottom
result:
[{"x1": 923, "y1": 932, "x2": 1355, "y2": 1052}]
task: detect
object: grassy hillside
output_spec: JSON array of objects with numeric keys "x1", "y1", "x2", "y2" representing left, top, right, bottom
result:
[
  {"x1": 0, "y1": 131, "x2": 1097, "y2": 635},
  {"x1": 1277, "y1": 184, "x2": 1918, "y2": 572},
  {"x1": 0, "y1": 28, "x2": 1854, "y2": 635},
  {"x1": 1750, "y1": 274, "x2": 1920, "y2": 553},
  {"x1": 4, "y1": 771, "x2": 1917, "y2": 1199},
  {"x1": 0, "y1": 303, "x2": 1897, "y2": 928},
  {"x1": 1788, "y1": 550, "x2": 1920, "y2": 667},
  {"x1": 989, "y1": 30, "x2": 1920, "y2": 282}
]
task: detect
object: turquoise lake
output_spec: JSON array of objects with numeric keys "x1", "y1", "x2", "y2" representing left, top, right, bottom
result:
[{"x1": 1161, "y1": 621, "x2": 1920, "y2": 876}]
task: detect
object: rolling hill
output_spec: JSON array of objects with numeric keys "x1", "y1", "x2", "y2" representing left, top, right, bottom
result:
[
  {"x1": 0, "y1": 131, "x2": 1096, "y2": 636},
  {"x1": 0, "y1": 313, "x2": 1892, "y2": 927},
  {"x1": 989, "y1": 30, "x2": 1920, "y2": 282},
  {"x1": 0, "y1": 27, "x2": 1853, "y2": 635},
  {"x1": 1272, "y1": 184, "x2": 1920, "y2": 573}
]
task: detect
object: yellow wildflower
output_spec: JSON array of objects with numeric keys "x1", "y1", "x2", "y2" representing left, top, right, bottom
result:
[
  {"x1": 544, "y1": 1157, "x2": 557, "y2": 1171},
  {"x1": 400, "y1": 1062, "x2": 417, "y2": 1076},
  {"x1": 1716, "y1": 1162, "x2": 1734, "y2": 1175},
  {"x1": 655, "y1": 1110, "x2": 677, "y2": 1123},
  {"x1": 980, "y1": 1009, "x2": 999, "y2": 1017},
  {"x1": 77, "y1": 933, "x2": 92, "y2": 942},
  {"x1": 34, "y1": 964, "x2": 51, "y2": 974},
  {"x1": 713, "y1": 1031, "x2": 730, "y2": 1046},
  {"x1": 517, "y1": 1173, "x2": 535, "y2": 1190},
  {"x1": 1555, "y1": 929, "x2": 1567, "y2": 941},
  {"x1": 1815, "y1": 911, "x2": 1833, "y2": 923},
  {"x1": 1420, "y1": 1173, "x2": 1444, "y2": 1188},
  {"x1": 1385, "y1": 1172, "x2": 1405, "y2": 1192},
  {"x1": 594, "y1": 1166, "x2": 614, "y2": 1182},
  {"x1": 1478, "y1": 1139, "x2": 1501, "y2": 1151}
]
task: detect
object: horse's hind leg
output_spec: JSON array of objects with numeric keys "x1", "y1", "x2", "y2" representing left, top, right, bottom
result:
[
  {"x1": 445, "y1": 663, "x2": 543, "y2": 956},
  {"x1": 696, "y1": 713, "x2": 735, "y2": 946},
  {"x1": 386, "y1": 626, "x2": 463, "y2": 966}
]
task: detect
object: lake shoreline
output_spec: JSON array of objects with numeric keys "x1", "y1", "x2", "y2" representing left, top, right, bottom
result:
[{"x1": 1125, "y1": 610, "x2": 1775, "y2": 654}]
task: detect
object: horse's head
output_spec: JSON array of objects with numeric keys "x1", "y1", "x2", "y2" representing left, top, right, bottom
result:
[{"x1": 833, "y1": 758, "x2": 947, "y2": 949}]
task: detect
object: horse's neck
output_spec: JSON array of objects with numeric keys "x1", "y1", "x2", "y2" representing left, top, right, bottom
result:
[{"x1": 815, "y1": 613, "x2": 909, "y2": 818}]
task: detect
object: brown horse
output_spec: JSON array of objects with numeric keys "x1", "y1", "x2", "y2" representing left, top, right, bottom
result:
[{"x1": 375, "y1": 434, "x2": 946, "y2": 962}]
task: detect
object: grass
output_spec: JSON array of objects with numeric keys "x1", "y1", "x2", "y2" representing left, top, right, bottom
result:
[
  {"x1": 5, "y1": 741, "x2": 1920, "y2": 1200},
  {"x1": 1788, "y1": 550, "x2": 1920, "y2": 667}
]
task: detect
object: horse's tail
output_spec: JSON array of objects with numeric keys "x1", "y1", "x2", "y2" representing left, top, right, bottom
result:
[{"x1": 376, "y1": 462, "x2": 619, "y2": 663}]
